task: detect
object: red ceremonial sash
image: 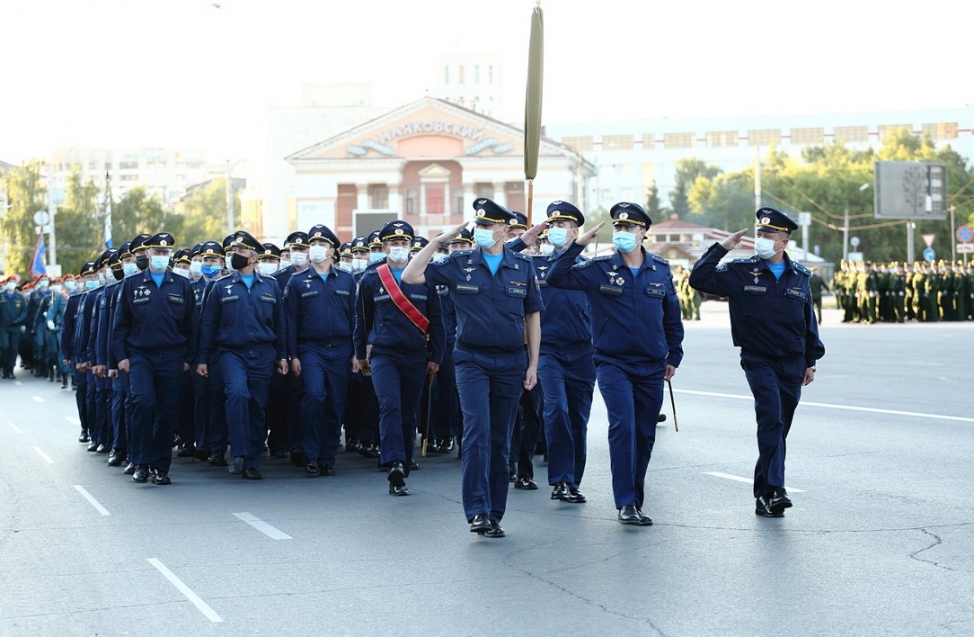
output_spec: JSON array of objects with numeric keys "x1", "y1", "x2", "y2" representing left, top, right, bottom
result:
[{"x1": 376, "y1": 264, "x2": 429, "y2": 335}]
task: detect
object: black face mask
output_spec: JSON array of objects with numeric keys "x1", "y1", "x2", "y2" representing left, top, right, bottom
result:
[
  {"x1": 135, "y1": 254, "x2": 149, "y2": 271},
  {"x1": 112, "y1": 267, "x2": 124, "y2": 281},
  {"x1": 230, "y1": 253, "x2": 250, "y2": 271}
]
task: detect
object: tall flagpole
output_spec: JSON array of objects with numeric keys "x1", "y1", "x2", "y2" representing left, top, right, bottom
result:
[
  {"x1": 103, "y1": 171, "x2": 113, "y2": 249},
  {"x1": 47, "y1": 159, "x2": 57, "y2": 267}
]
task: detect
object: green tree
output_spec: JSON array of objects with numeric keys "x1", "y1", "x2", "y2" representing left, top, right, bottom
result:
[
  {"x1": 669, "y1": 158, "x2": 721, "y2": 218},
  {"x1": 645, "y1": 181, "x2": 667, "y2": 220},
  {"x1": 0, "y1": 160, "x2": 47, "y2": 277},
  {"x1": 55, "y1": 169, "x2": 103, "y2": 275},
  {"x1": 178, "y1": 178, "x2": 236, "y2": 247},
  {"x1": 110, "y1": 186, "x2": 181, "y2": 248}
]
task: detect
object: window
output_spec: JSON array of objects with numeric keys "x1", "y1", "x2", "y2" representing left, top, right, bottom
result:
[
  {"x1": 120, "y1": 161, "x2": 138, "y2": 170},
  {"x1": 475, "y1": 182, "x2": 494, "y2": 199},
  {"x1": 642, "y1": 134, "x2": 655, "y2": 148},
  {"x1": 706, "y1": 130, "x2": 738, "y2": 147},
  {"x1": 602, "y1": 134, "x2": 633, "y2": 151},
  {"x1": 488, "y1": 66, "x2": 493, "y2": 82},
  {"x1": 748, "y1": 129, "x2": 780, "y2": 146},
  {"x1": 878, "y1": 125, "x2": 911, "y2": 141},
  {"x1": 474, "y1": 65, "x2": 480, "y2": 83},
  {"x1": 663, "y1": 132, "x2": 694, "y2": 149},
  {"x1": 444, "y1": 66, "x2": 449, "y2": 84},
  {"x1": 458, "y1": 65, "x2": 465, "y2": 84},
  {"x1": 405, "y1": 189, "x2": 418, "y2": 214},
  {"x1": 368, "y1": 184, "x2": 388, "y2": 209},
  {"x1": 563, "y1": 136, "x2": 593, "y2": 152},
  {"x1": 426, "y1": 185, "x2": 445, "y2": 214},
  {"x1": 791, "y1": 127, "x2": 824, "y2": 145},
  {"x1": 833, "y1": 126, "x2": 868, "y2": 143},
  {"x1": 922, "y1": 122, "x2": 958, "y2": 139}
]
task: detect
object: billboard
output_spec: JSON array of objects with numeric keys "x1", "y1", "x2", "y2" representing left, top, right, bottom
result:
[{"x1": 874, "y1": 161, "x2": 947, "y2": 220}]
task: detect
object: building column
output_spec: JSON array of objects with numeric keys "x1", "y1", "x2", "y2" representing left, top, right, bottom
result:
[
  {"x1": 356, "y1": 182, "x2": 368, "y2": 211},
  {"x1": 420, "y1": 183, "x2": 427, "y2": 216},
  {"x1": 463, "y1": 183, "x2": 476, "y2": 212},
  {"x1": 388, "y1": 183, "x2": 402, "y2": 212},
  {"x1": 492, "y1": 181, "x2": 506, "y2": 207}
]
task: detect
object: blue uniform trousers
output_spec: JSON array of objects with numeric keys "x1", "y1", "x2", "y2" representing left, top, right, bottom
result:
[
  {"x1": 219, "y1": 347, "x2": 274, "y2": 469},
  {"x1": 95, "y1": 375, "x2": 110, "y2": 447},
  {"x1": 372, "y1": 349, "x2": 427, "y2": 475},
  {"x1": 432, "y1": 345, "x2": 461, "y2": 440},
  {"x1": 85, "y1": 371, "x2": 100, "y2": 444},
  {"x1": 128, "y1": 352, "x2": 181, "y2": 473},
  {"x1": 265, "y1": 372, "x2": 288, "y2": 454},
  {"x1": 176, "y1": 371, "x2": 195, "y2": 446},
  {"x1": 110, "y1": 371, "x2": 129, "y2": 451},
  {"x1": 0, "y1": 327, "x2": 19, "y2": 372},
  {"x1": 539, "y1": 347, "x2": 595, "y2": 489},
  {"x1": 299, "y1": 343, "x2": 352, "y2": 465},
  {"x1": 595, "y1": 359, "x2": 665, "y2": 510},
  {"x1": 207, "y1": 360, "x2": 228, "y2": 456},
  {"x1": 75, "y1": 368, "x2": 89, "y2": 433},
  {"x1": 192, "y1": 372, "x2": 210, "y2": 453},
  {"x1": 455, "y1": 347, "x2": 524, "y2": 523},
  {"x1": 284, "y1": 372, "x2": 304, "y2": 453},
  {"x1": 510, "y1": 382, "x2": 543, "y2": 480},
  {"x1": 741, "y1": 354, "x2": 804, "y2": 498}
]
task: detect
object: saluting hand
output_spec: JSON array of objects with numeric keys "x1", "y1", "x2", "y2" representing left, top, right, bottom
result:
[
  {"x1": 518, "y1": 221, "x2": 548, "y2": 248},
  {"x1": 721, "y1": 228, "x2": 748, "y2": 251},
  {"x1": 575, "y1": 221, "x2": 606, "y2": 247},
  {"x1": 436, "y1": 221, "x2": 470, "y2": 247}
]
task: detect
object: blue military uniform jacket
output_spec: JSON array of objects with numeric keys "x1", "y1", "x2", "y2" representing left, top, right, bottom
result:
[
  {"x1": 354, "y1": 260, "x2": 446, "y2": 364},
  {"x1": 546, "y1": 242, "x2": 683, "y2": 367},
  {"x1": 198, "y1": 271, "x2": 286, "y2": 362},
  {"x1": 689, "y1": 243, "x2": 825, "y2": 367},
  {"x1": 0, "y1": 291, "x2": 28, "y2": 328},
  {"x1": 283, "y1": 266, "x2": 356, "y2": 358},
  {"x1": 533, "y1": 250, "x2": 593, "y2": 351},
  {"x1": 426, "y1": 246, "x2": 543, "y2": 354},
  {"x1": 60, "y1": 293, "x2": 82, "y2": 363},
  {"x1": 112, "y1": 270, "x2": 198, "y2": 364}
]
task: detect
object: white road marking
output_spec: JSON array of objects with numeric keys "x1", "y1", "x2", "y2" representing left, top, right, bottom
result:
[
  {"x1": 31, "y1": 395, "x2": 45, "y2": 403},
  {"x1": 14, "y1": 380, "x2": 22, "y2": 386},
  {"x1": 674, "y1": 389, "x2": 974, "y2": 424},
  {"x1": 65, "y1": 416, "x2": 81, "y2": 426},
  {"x1": 704, "y1": 472, "x2": 805, "y2": 493},
  {"x1": 147, "y1": 558, "x2": 223, "y2": 623},
  {"x1": 73, "y1": 485, "x2": 110, "y2": 516},
  {"x1": 232, "y1": 512, "x2": 292, "y2": 540},
  {"x1": 33, "y1": 446, "x2": 55, "y2": 464},
  {"x1": 7, "y1": 421, "x2": 22, "y2": 434}
]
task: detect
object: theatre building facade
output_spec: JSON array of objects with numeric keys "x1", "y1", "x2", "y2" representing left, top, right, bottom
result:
[{"x1": 273, "y1": 97, "x2": 594, "y2": 243}]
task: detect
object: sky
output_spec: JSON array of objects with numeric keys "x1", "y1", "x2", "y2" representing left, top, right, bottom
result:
[{"x1": 3, "y1": 0, "x2": 973, "y2": 164}]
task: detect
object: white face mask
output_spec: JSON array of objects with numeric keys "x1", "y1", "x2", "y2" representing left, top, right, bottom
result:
[
  {"x1": 337, "y1": 262, "x2": 354, "y2": 273},
  {"x1": 309, "y1": 245, "x2": 331, "y2": 263},
  {"x1": 279, "y1": 258, "x2": 292, "y2": 270},
  {"x1": 51, "y1": 284, "x2": 62, "y2": 294},
  {"x1": 369, "y1": 252, "x2": 385, "y2": 264},
  {"x1": 474, "y1": 228, "x2": 498, "y2": 250},
  {"x1": 98, "y1": 271, "x2": 107, "y2": 285},
  {"x1": 64, "y1": 280, "x2": 77, "y2": 292},
  {"x1": 258, "y1": 262, "x2": 278, "y2": 276},
  {"x1": 173, "y1": 267, "x2": 191, "y2": 279},
  {"x1": 539, "y1": 243, "x2": 555, "y2": 256},
  {"x1": 290, "y1": 252, "x2": 308, "y2": 267},
  {"x1": 352, "y1": 258, "x2": 369, "y2": 273},
  {"x1": 755, "y1": 237, "x2": 780, "y2": 260},
  {"x1": 190, "y1": 261, "x2": 204, "y2": 277},
  {"x1": 431, "y1": 253, "x2": 449, "y2": 264},
  {"x1": 4, "y1": 282, "x2": 15, "y2": 292},
  {"x1": 387, "y1": 246, "x2": 410, "y2": 263}
]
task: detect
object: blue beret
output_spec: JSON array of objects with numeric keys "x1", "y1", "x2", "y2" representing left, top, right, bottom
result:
[{"x1": 755, "y1": 207, "x2": 798, "y2": 234}]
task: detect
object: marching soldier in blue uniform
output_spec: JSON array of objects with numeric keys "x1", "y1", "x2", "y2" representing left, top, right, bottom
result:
[
  {"x1": 61, "y1": 263, "x2": 94, "y2": 441},
  {"x1": 689, "y1": 207, "x2": 825, "y2": 517},
  {"x1": 546, "y1": 202, "x2": 684, "y2": 526},
  {"x1": 198, "y1": 230, "x2": 288, "y2": 480},
  {"x1": 512, "y1": 201, "x2": 595, "y2": 504},
  {"x1": 113, "y1": 233, "x2": 198, "y2": 485},
  {"x1": 284, "y1": 224, "x2": 356, "y2": 477},
  {"x1": 84, "y1": 249, "x2": 116, "y2": 453},
  {"x1": 355, "y1": 221, "x2": 445, "y2": 495},
  {"x1": 0, "y1": 275, "x2": 28, "y2": 379},
  {"x1": 189, "y1": 241, "x2": 223, "y2": 460},
  {"x1": 342, "y1": 236, "x2": 378, "y2": 455},
  {"x1": 404, "y1": 198, "x2": 543, "y2": 538}
]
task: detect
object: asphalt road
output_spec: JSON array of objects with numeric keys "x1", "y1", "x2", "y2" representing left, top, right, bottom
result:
[{"x1": 1, "y1": 304, "x2": 972, "y2": 637}]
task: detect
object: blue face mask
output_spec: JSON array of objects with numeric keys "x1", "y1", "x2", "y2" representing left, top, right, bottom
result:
[
  {"x1": 150, "y1": 256, "x2": 170, "y2": 271},
  {"x1": 123, "y1": 263, "x2": 140, "y2": 278},
  {"x1": 369, "y1": 252, "x2": 385, "y2": 264},
  {"x1": 201, "y1": 264, "x2": 221, "y2": 278},
  {"x1": 85, "y1": 280, "x2": 100, "y2": 291},
  {"x1": 547, "y1": 227, "x2": 569, "y2": 248},
  {"x1": 612, "y1": 231, "x2": 639, "y2": 254},
  {"x1": 474, "y1": 228, "x2": 497, "y2": 249}
]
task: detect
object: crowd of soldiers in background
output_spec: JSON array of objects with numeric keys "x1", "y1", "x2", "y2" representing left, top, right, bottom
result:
[
  {"x1": 0, "y1": 273, "x2": 69, "y2": 382},
  {"x1": 830, "y1": 260, "x2": 974, "y2": 324}
]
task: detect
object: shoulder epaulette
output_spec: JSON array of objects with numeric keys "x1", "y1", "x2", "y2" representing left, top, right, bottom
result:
[
  {"x1": 793, "y1": 262, "x2": 812, "y2": 276},
  {"x1": 213, "y1": 273, "x2": 231, "y2": 282},
  {"x1": 732, "y1": 256, "x2": 759, "y2": 264},
  {"x1": 651, "y1": 253, "x2": 669, "y2": 265},
  {"x1": 452, "y1": 249, "x2": 473, "y2": 257},
  {"x1": 575, "y1": 255, "x2": 610, "y2": 269},
  {"x1": 514, "y1": 252, "x2": 533, "y2": 262}
]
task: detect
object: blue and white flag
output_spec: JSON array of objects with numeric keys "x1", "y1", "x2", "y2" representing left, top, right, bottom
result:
[{"x1": 30, "y1": 232, "x2": 47, "y2": 278}]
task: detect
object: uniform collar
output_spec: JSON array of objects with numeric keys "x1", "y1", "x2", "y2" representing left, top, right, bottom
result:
[
  {"x1": 141, "y1": 269, "x2": 174, "y2": 285},
  {"x1": 609, "y1": 246, "x2": 655, "y2": 272},
  {"x1": 468, "y1": 244, "x2": 519, "y2": 270}
]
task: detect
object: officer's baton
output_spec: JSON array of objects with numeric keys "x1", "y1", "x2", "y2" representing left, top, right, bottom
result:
[{"x1": 667, "y1": 379, "x2": 679, "y2": 432}]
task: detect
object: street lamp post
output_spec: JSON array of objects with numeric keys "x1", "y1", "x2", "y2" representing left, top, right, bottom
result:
[{"x1": 844, "y1": 183, "x2": 870, "y2": 261}]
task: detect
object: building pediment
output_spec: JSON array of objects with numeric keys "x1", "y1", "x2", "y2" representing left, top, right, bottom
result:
[{"x1": 286, "y1": 97, "x2": 578, "y2": 164}]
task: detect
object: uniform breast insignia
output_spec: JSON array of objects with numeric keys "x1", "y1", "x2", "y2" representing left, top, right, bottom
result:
[
  {"x1": 744, "y1": 285, "x2": 767, "y2": 293},
  {"x1": 224, "y1": 284, "x2": 234, "y2": 294},
  {"x1": 510, "y1": 280, "x2": 526, "y2": 287},
  {"x1": 649, "y1": 282, "x2": 663, "y2": 287},
  {"x1": 786, "y1": 288, "x2": 806, "y2": 299},
  {"x1": 750, "y1": 269, "x2": 764, "y2": 284},
  {"x1": 651, "y1": 254, "x2": 669, "y2": 266}
]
